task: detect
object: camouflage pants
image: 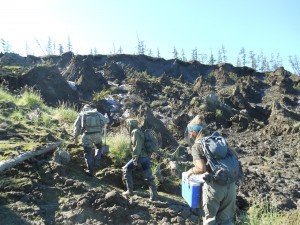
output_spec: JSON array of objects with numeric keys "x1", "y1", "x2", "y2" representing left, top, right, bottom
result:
[
  {"x1": 82, "y1": 132, "x2": 103, "y2": 166},
  {"x1": 82, "y1": 132, "x2": 102, "y2": 148},
  {"x1": 202, "y1": 182, "x2": 236, "y2": 225}
]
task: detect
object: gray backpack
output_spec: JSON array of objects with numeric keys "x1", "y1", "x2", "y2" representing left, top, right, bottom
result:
[
  {"x1": 200, "y1": 132, "x2": 243, "y2": 185},
  {"x1": 143, "y1": 129, "x2": 160, "y2": 154},
  {"x1": 81, "y1": 109, "x2": 103, "y2": 133}
]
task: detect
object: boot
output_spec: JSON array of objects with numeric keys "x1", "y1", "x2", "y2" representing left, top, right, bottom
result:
[
  {"x1": 148, "y1": 180, "x2": 158, "y2": 201},
  {"x1": 84, "y1": 146, "x2": 94, "y2": 177},
  {"x1": 122, "y1": 189, "x2": 133, "y2": 197},
  {"x1": 144, "y1": 169, "x2": 158, "y2": 201},
  {"x1": 122, "y1": 166, "x2": 133, "y2": 197}
]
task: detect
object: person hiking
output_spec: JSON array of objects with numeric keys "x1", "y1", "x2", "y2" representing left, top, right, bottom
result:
[
  {"x1": 122, "y1": 118, "x2": 158, "y2": 201},
  {"x1": 184, "y1": 115, "x2": 238, "y2": 225},
  {"x1": 73, "y1": 104, "x2": 109, "y2": 177}
]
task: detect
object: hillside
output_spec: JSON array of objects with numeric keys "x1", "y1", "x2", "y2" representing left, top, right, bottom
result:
[{"x1": 0, "y1": 52, "x2": 299, "y2": 224}]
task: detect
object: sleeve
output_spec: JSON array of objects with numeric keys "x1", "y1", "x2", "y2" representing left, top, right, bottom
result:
[
  {"x1": 73, "y1": 114, "x2": 82, "y2": 138},
  {"x1": 191, "y1": 143, "x2": 206, "y2": 161},
  {"x1": 132, "y1": 130, "x2": 143, "y2": 159},
  {"x1": 98, "y1": 112, "x2": 110, "y2": 124}
]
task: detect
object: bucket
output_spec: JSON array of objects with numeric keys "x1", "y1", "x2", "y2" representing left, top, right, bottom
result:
[{"x1": 101, "y1": 145, "x2": 109, "y2": 154}]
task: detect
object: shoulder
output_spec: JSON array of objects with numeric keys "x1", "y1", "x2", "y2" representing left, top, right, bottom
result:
[
  {"x1": 191, "y1": 142, "x2": 205, "y2": 157},
  {"x1": 191, "y1": 142, "x2": 202, "y2": 151}
]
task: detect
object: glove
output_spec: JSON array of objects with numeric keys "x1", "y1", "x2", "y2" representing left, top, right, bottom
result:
[
  {"x1": 74, "y1": 137, "x2": 78, "y2": 145},
  {"x1": 133, "y1": 157, "x2": 138, "y2": 166},
  {"x1": 104, "y1": 113, "x2": 108, "y2": 118}
]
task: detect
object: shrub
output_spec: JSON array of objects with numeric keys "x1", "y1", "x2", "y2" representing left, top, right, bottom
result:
[{"x1": 107, "y1": 128, "x2": 131, "y2": 166}]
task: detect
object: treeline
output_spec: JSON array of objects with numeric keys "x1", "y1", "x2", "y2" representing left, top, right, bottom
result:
[{"x1": 1, "y1": 36, "x2": 299, "y2": 76}]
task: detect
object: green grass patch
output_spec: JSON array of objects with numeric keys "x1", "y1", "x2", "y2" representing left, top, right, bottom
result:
[
  {"x1": 107, "y1": 128, "x2": 131, "y2": 166},
  {"x1": 50, "y1": 102, "x2": 77, "y2": 125},
  {"x1": 237, "y1": 200, "x2": 300, "y2": 225},
  {"x1": 0, "y1": 87, "x2": 17, "y2": 102}
]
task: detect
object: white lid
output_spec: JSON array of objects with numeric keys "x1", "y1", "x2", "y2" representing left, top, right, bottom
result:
[{"x1": 182, "y1": 172, "x2": 206, "y2": 184}]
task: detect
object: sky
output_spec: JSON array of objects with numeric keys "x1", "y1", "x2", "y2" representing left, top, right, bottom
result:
[{"x1": 1, "y1": 0, "x2": 299, "y2": 72}]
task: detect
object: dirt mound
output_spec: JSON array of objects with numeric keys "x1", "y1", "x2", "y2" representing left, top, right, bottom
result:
[{"x1": 0, "y1": 52, "x2": 299, "y2": 224}]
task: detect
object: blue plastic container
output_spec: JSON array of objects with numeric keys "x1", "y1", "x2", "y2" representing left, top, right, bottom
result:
[{"x1": 181, "y1": 172, "x2": 203, "y2": 208}]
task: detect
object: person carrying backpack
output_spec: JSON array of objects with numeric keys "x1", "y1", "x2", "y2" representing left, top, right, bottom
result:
[
  {"x1": 184, "y1": 115, "x2": 242, "y2": 225},
  {"x1": 122, "y1": 118, "x2": 158, "y2": 201},
  {"x1": 73, "y1": 104, "x2": 110, "y2": 177}
]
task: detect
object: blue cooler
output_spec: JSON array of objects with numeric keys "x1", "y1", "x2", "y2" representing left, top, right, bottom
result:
[{"x1": 181, "y1": 172, "x2": 204, "y2": 208}]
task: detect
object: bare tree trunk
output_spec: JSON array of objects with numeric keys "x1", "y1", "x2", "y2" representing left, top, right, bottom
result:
[{"x1": 0, "y1": 141, "x2": 62, "y2": 172}]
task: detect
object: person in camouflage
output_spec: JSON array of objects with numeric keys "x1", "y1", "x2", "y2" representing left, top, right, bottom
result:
[
  {"x1": 185, "y1": 116, "x2": 236, "y2": 225},
  {"x1": 122, "y1": 119, "x2": 158, "y2": 201},
  {"x1": 73, "y1": 104, "x2": 109, "y2": 176}
]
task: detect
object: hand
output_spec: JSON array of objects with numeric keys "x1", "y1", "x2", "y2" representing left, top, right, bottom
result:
[
  {"x1": 186, "y1": 168, "x2": 194, "y2": 179},
  {"x1": 74, "y1": 137, "x2": 78, "y2": 145}
]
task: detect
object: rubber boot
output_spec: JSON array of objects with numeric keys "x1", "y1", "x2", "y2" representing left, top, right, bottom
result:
[
  {"x1": 84, "y1": 146, "x2": 94, "y2": 177},
  {"x1": 144, "y1": 169, "x2": 158, "y2": 201},
  {"x1": 122, "y1": 166, "x2": 133, "y2": 197}
]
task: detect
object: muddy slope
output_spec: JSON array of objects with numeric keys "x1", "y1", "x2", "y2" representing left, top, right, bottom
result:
[{"x1": 0, "y1": 52, "x2": 299, "y2": 224}]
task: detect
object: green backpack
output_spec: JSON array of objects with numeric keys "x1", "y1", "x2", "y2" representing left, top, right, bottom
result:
[
  {"x1": 81, "y1": 109, "x2": 103, "y2": 133},
  {"x1": 143, "y1": 129, "x2": 160, "y2": 154}
]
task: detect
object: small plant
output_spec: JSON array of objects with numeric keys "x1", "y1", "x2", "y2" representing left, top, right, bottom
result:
[
  {"x1": 293, "y1": 122, "x2": 300, "y2": 129},
  {"x1": 236, "y1": 200, "x2": 298, "y2": 225},
  {"x1": 107, "y1": 128, "x2": 131, "y2": 166},
  {"x1": 0, "y1": 86, "x2": 17, "y2": 102},
  {"x1": 9, "y1": 110, "x2": 24, "y2": 122},
  {"x1": 17, "y1": 87, "x2": 45, "y2": 109},
  {"x1": 229, "y1": 72, "x2": 238, "y2": 81},
  {"x1": 215, "y1": 109, "x2": 223, "y2": 118},
  {"x1": 41, "y1": 114, "x2": 54, "y2": 128},
  {"x1": 51, "y1": 102, "x2": 77, "y2": 125},
  {"x1": 93, "y1": 88, "x2": 113, "y2": 101},
  {"x1": 36, "y1": 60, "x2": 54, "y2": 67}
]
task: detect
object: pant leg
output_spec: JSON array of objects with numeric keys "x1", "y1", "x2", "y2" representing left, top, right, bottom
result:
[
  {"x1": 82, "y1": 133, "x2": 96, "y2": 175},
  {"x1": 122, "y1": 159, "x2": 135, "y2": 192},
  {"x1": 202, "y1": 182, "x2": 236, "y2": 225},
  {"x1": 202, "y1": 182, "x2": 221, "y2": 225},
  {"x1": 216, "y1": 183, "x2": 236, "y2": 225},
  {"x1": 94, "y1": 143, "x2": 103, "y2": 166},
  {"x1": 83, "y1": 146, "x2": 94, "y2": 175},
  {"x1": 140, "y1": 157, "x2": 158, "y2": 201}
]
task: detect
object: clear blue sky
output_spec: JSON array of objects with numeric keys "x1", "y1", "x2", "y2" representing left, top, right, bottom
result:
[{"x1": 1, "y1": 0, "x2": 299, "y2": 72}]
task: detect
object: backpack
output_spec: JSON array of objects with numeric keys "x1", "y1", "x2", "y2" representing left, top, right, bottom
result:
[
  {"x1": 143, "y1": 129, "x2": 160, "y2": 154},
  {"x1": 199, "y1": 132, "x2": 243, "y2": 185},
  {"x1": 81, "y1": 109, "x2": 103, "y2": 133}
]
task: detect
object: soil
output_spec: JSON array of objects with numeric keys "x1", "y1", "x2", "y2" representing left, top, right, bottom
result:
[{"x1": 0, "y1": 52, "x2": 299, "y2": 224}]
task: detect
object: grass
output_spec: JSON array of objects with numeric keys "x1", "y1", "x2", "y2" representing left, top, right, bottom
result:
[
  {"x1": 107, "y1": 128, "x2": 131, "y2": 166},
  {"x1": 293, "y1": 122, "x2": 300, "y2": 130},
  {"x1": 0, "y1": 87, "x2": 17, "y2": 102},
  {"x1": 50, "y1": 102, "x2": 78, "y2": 124},
  {"x1": 16, "y1": 88, "x2": 46, "y2": 110},
  {"x1": 0, "y1": 86, "x2": 77, "y2": 159},
  {"x1": 236, "y1": 200, "x2": 300, "y2": 225}
]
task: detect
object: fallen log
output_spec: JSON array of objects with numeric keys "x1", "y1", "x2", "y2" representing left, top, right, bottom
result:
[{"x1": 0, "y1": 141, "x2": 62, "y2": 172}]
